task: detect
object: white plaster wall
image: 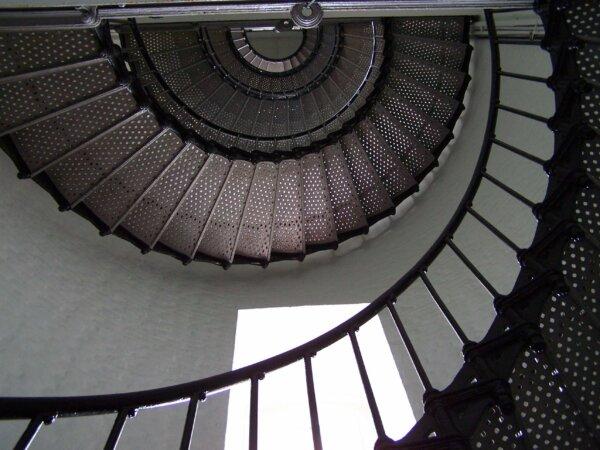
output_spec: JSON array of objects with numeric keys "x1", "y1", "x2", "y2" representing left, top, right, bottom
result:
[{"x1": 0, "y1": 39, "x2": 554, "y2": 449}]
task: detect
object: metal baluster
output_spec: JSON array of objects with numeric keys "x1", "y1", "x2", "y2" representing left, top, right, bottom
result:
[
  {"x1": 14, "y1": 417, "x2": 44, "y2": 450},
  {"x1": 497, "y1": 38, "x2": 543, "y2": 46},
  {"x1": 249, "y1": 375, "x2": 260, "y2": 450},
  {"x1": 491, "y1": 138, "x2": 546, "y2": 165},
  {"x1": 497, "y1": 104, "x2": 549, "y2": 123},
  {"x1": 348, "y1": 330, "x2": 386, "y2": 440},
  {"x1": 499, "y1": 71, "x2": 548, "y2": 84},
  {"x1": 466, "y1": 207, "x2": 522, "y2": 253},
  {"x1": 482, "y1": 172, "x2": 537, "y2": 209},
  {"x1": 447, "y1": 239, "x2": 500, "y2": 298},
  {"x1": 104, "y1": 410, "x2": 130, "y2": 450},
  {"x1": 386, "y1": 299, "x2": 434, "y2": 393},
  {"x1": 304, "y1": 356, "x2": 323, "y2": 450},
  {"x1": 180, "y1": 393, "x2": 204, "y2": 450},
  {"x1": 419, "y1": 271, "x2": 470, "y2": 345}
]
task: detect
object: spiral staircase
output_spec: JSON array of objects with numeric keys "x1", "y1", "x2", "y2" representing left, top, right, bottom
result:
[
  {"x1": 0, "y1": 1, "x2": 599, "y2": 449},
  {"x1": 0, "y1": 14, "x2": 470, "y2": 266}
]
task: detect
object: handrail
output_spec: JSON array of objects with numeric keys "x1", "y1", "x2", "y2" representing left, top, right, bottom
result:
[{"x1": 0, "y1": 11, "x2": 501, "y2": 420}]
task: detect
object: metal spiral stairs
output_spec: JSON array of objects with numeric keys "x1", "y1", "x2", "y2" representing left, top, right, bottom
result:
[
  {"x1": 1, "y1": 14, "x2": 471, "y2": 267},
  {"x1": 0, "y1": 1, "x2": 599, "y2": 449}
]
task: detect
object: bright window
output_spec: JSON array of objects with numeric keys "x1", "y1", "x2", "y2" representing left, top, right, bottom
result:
[{"x1": 224, "y1": 304, "x2": 416, "y2": 449}]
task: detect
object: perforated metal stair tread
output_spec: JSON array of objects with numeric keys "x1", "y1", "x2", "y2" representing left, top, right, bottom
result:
[{"x1": 1, "y1": 15, "x2": 472, "y2": 265}]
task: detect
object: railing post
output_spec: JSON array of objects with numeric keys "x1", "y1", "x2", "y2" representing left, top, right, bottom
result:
[
  {"x1": 348, "y1": 330, "x2": 387, "y2": 441},
  {"x1": 180, "y1": 392, "x2": 205, "y2": 450},
  {"x1": 386, "y1": 298, "x2": 434, "y2": 395},
  {"x1": 419, "y1": 270, "x2": 471, "y2": 345},
  {"x1": 249, "y1": 374, "x2": 263, "y2": 450},
  {"x1": 105, "y1": 409, "x2": 134, "y2": 450},
  {"x1": 304, "y1": 356, "x2": 323, "y2": 450}
]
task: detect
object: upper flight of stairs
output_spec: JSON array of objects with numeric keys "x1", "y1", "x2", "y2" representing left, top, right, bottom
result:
[{"x1": 0, "y1": 17, "x2": 471, "y2": 266}]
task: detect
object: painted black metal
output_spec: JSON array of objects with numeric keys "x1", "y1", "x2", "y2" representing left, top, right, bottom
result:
[
  {"x1": 304, "y1": 356, "x2": 323, "y2": 450},
  {"x1": 2, "y1": 3, "x2": 599, "y2": 449}
]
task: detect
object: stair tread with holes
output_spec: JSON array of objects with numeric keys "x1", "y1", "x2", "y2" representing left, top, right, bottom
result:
[{"x1": 0, "y1": 16, "x2": 471, "y2": 265}]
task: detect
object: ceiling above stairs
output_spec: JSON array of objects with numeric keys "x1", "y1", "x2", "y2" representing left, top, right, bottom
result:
[{"x1": 0, "y1": 16, "x2": 472, "y2": 267}]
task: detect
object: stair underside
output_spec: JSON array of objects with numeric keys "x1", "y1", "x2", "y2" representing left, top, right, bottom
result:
[{"x1": 0, "y1": 16, "x2": 472, "y2": 267}]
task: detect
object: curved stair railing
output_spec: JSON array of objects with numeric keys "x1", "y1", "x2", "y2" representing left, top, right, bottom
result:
[{"x1": 0, "y1": 2, "x2": 599, "y2": 449}]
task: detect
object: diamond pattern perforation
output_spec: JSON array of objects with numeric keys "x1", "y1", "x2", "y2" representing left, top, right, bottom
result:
[
  {"x1": 355, "y1": 118, "x2": 415, "y2": 201},
  {"x1": 12, "y1": 88, "x2": 138, "y2": 173},
  {"x1": 0, "y1": 60, "x2": 116, "y2": 131},
  {"x1": 470, "y1": 404, "x2": 524, "y2": 450},
  {"x1": 0, "y1": 29, "x2": 101, "y2": 77},
  {"x1": 392, "y1": 54, "x2": 466, "y2": 99},
  {"x1": 301, "y1": 153, "x2": 337, "y2": 246},
  {"x1": 561, "y1": 236, "x2": 599, "y2": 321},
  {"x1": 160, "y1": 154, "x2": 231, "y2": 258},
  {"x1": 46, "y1": 112, "x2": 160, "y2": 203},
  {"x1": 341, "y1": 132, "x2": 393, "y2": 218},
  {"x1": 393, "y1": 35, "x2": 468, "y2": 70},
  {"x1": 369, "y1": 104, "x2": 434, "y2": 178},
  {"x1": 574, "y1": 185, "x2": 599, "y2": 242},
  {"x1": 84, "y1": 130, "x2": 184, "y2": 228},
  {"x1": 509, "y1": 348, "x2": 597, "y2": 449},
  {"x1": 235, "y1": 162, "x2": 278, "y2": 262},
  {"x1": 196, "y1": 160, "x2": 254, "y2": 263},
  {"x1": 539, "y1": 291, "x2": 600, "y2": 434},
  {"x1": 121, "y1": 143, "x2": 207, "y2": 246},
  {"x1": 390, "y1": 17, "x2": 465, "y2": 42},
  {"x1": 323, "y1": 144, "x2": 368, "y2": 235},
  {"x1": 271, "y1": 160, "x2": 305, "y2": 255}
]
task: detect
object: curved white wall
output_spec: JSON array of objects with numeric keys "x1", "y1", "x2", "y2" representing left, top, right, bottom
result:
[{"x1": 0, "y1": 39, "x2": 554, "y2": 449}]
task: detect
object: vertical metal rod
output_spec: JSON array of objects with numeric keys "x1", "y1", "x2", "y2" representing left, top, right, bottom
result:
[
  {"x1": 466, "y1": 207, "x2": 522, "y2": 253},
  {"x1": 482, "y1": 172, "x2": 537, "y2": 209},
  {"x1": 491, "y1": 138, "x2": 546, "y2": 165},
  {"x1": 249, "y1": 376, "x2": 259, "y2": 450},
  {"x1": 180, "y1": 394, "x2": 200, "y2": 450},
  {"x1": 104, "y1": 410, "x2": 128, "y2": 450},
  {"x1": 14, "y1": 417, "x2": 43, "y2": 450},
  {"x1": 348, "y1": 330, "x2": 386, "y2": 439},
  {"x1": 499, "y1": 70, "x2": 548, "y2": 83},
  {"x1": 385, "y1": 300, "x2": 433, "y2": 393},
  {"x1": 304, "y1": 356, "x2": 323, "y2": 450},
  {"x1": 446, "y1": 239, "x2": 500, "y2": 298},
  {"x1": 497, "y1": 104, "x2": 548, "y2": 123},
  {"x1": 419, "y1": 271, "x2": 470, "y2": 345}
]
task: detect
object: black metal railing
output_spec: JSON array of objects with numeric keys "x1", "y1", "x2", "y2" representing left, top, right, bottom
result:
[{"x1": 1, "y1": 3, "x2": 599, "y2": 449}]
